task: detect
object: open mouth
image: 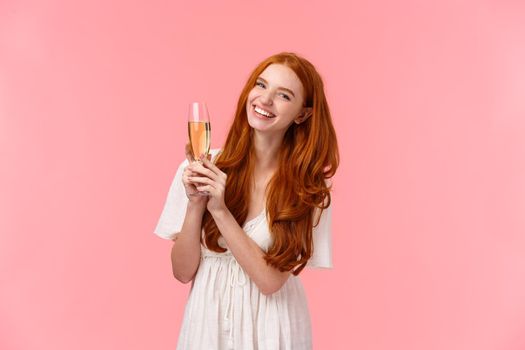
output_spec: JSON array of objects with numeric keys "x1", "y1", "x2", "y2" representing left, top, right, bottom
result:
[{"x1": 253, "y1": 105, "x2": 276, "y2": 119}]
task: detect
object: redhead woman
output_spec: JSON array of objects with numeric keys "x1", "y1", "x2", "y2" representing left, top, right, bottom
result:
[{"x1": 154, "y1": 52, "x2": 339, "y2": 349}]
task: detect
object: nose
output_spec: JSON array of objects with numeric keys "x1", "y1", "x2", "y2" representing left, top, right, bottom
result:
[{"x1": 259, "y1": 89, "x2": 273, "y2": 106}]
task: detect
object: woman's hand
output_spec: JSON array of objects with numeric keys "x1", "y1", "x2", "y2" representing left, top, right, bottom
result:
[
  {"x1": 187, "y1": 154, "x2": 228, "y2": 215},
  {"x1": 182, "y1": 143, "x2": 209, "y2": 207}
]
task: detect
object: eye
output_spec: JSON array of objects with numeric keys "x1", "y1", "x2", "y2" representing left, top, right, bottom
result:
[
  {"x1": 256, "y1": 81, "x2": 265, "y2": 88},
  {"x1": 280, "y1": 93, "x2": 291, "y2": 101}
]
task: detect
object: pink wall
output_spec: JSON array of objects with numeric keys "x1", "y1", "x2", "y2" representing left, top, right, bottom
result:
[{"x1": 1, "y1": 0, "x2": 525, "y2": 349}]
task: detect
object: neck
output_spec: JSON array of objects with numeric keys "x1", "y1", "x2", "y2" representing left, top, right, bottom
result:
[{"x1": 252, "y1": 130, "x2": 283, "y2": 173}]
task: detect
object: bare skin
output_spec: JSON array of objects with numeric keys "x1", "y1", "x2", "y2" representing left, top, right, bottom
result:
[{"x1": 168, "y1": 144, "x2": 208, "y2": 283}]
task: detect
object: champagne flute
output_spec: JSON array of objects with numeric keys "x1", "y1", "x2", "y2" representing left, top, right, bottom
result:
[{"x1": 187, "y1": 102, "x2": 211, "y2": 196}]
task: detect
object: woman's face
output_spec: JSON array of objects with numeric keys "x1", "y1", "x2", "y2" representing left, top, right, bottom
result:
[{"x1": 246, "y1": 63, "x2": 310, "y2": 134}]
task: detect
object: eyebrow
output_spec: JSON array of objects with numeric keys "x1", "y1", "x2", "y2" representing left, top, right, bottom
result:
[{"x1": 257, "y1": 77, "x2": 296, "y2": 98}]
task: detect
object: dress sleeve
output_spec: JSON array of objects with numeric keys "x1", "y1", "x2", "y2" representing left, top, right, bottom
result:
[
  {"x1": 306, "y1": 204, "x2": 333, "y2": 269},
  {"x1": 153, "y1": 158, "x2": 189, "y2": 240}
]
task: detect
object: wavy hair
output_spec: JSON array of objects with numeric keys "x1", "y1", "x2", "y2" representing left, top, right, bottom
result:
[{"x1": 201, "y1": 52, "x2": 339, "y2": 275}]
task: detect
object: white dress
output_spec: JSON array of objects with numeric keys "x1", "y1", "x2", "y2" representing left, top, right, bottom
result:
[{"x1": 154, "y1": 149, "x2": 333, "y2": 350}]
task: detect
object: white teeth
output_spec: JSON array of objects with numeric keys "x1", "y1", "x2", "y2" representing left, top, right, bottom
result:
[{"x1": 254, "y1": 106, "x2": 275, "y2": 118}]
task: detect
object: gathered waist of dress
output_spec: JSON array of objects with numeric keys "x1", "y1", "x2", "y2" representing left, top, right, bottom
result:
[{"x1": 201, "y1": 248, "x2": 233, "y2": 259}]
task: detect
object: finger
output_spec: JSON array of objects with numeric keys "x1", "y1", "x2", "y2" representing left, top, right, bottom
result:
[
  {"x1": 189, "y1": 176, "x2": 217, "y2": 188},
  {"x1": 183, "y1": 168, "x2": 201, "y2": 182},
  {"x1": 182, "y1": 174, "x2": 194, "y2": 187},
  {"x1": 183, "y1": 167, "x2": 196, "y2": 179},
  {"x1": 200, "y1": 154, "x2": 223, "y2": 177},
  {"x1": 185, "y1": 143, "x2": 195, "y2": 163},
  {"x1": 191, "y1": 162, "x2": 219, "y2": 181},
  {"x1": 185, "y1": 163, "x2": 201, "y2": 176},
  {"x1": 196, "y1": 184, "x2": 216, "y2": 195}
]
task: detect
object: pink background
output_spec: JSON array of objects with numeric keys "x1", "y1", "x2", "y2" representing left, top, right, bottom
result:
[{"x1": 1, "y1": 0, "x2": 525, "y2": 349}]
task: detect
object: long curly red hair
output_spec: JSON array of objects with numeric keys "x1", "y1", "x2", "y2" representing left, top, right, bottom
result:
[{"x1": 202, "y1": 52, "x2": 339, "y2": 275}]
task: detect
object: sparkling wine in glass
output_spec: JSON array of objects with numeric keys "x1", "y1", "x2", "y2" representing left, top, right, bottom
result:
[{"x1": 188, "y1": 102, "x2": 211, "y2": 196}]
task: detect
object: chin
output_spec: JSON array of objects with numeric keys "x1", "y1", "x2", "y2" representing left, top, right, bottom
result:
[{"x1": 247, "y1": 116, "x2": 266, "y2": 131}]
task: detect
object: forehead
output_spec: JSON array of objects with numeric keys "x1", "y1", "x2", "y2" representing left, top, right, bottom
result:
[{"x1": 258, "y1": 63, "x2": 304, "y2": 96}]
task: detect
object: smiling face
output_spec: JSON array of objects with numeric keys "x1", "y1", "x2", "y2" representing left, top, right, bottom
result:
[{"x1": 246, "y1": 63, "x2": 311, "y2": 135}]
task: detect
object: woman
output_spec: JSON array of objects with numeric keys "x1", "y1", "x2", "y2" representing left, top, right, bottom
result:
[{"x1": 154, "y1": 52, "x2": 339, "y2": 349}]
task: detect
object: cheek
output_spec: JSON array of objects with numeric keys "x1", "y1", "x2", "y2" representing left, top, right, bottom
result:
[
  {"x1": 274, "y1": 106, "x2": 300, "y2": 125},
  {"x1": 279, "y1": 103, "x2": 299, "y2": 118},
  {"x1": 246, "y1": 89, "x2": 257, "y2": 103}
]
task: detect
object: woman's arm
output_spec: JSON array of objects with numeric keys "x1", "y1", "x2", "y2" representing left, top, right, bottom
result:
[
  {"x1": 170, "y1": 201, "x2": 206, "y2": 284},
  {"x1": 188, "y1": 156, "x2": 291, "y2": 295},
  {"x1": 211, "y1": 208, "x2": 291, "y2": 295},
  {"x1": 170, "y1": 144, "x2": 210, "y2": 284}
]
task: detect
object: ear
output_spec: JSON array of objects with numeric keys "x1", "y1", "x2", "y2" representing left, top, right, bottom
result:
[{"x1": 294, "y1": 107, "x2": 313, "y2": 124}]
